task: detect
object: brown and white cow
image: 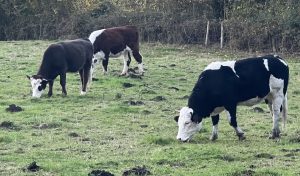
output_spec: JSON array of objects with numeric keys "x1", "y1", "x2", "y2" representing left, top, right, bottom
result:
[
  {"x1": 88, "y1": 25, "x2": 144, "y2": 77},
  {"x1": 27, "y1": 39, "x2": 93, "y2": 98}
]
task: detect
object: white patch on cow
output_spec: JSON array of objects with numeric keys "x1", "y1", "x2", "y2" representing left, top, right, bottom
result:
[
  {"x1": 210, "y1": 107, "x2": 225, "y2": 116},
  {"x1": 88, "y1": 29, "x2": 105, "y2": 44},
  {"x1": 263, "y1": 59, "x2": 269, "y2": 71},
  {"x1": 29, "y1": 78, "x2": 44, "y2": 98},
  {"x1": 235, "y1": 127, "x2": 244, "y2": 135},
  {"x1": 204, "y1": 61, "x2": 238, "y2": 77},
  {"x1": 121, "y1": 50, "x2": 129, "y2": 75},
  {"x1": 268, "y1": 74, "x2": 285, "y2": 135},
  {"x1": 94, "y1": 51, "x2": 105, "y2": 60},
  {"x1": 138, "y1": 63, "x2": 144, "y2": 74},
  {"x1": 210, "y1": 125, "x2": 218, "y2": 140},
  {"x1": 278, "y1": 58, "x2": 288, "y2": 66},
  {"x1": 176, "y1": 107, "x2": 202, "y2": 142}
]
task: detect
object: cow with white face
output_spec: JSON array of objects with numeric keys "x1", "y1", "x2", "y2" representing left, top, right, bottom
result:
[
  {"x1": 88, "y1": 25, "x2": 144, "y2": 78},
  {"x1": 27, "y1": 39, "x2": 93, "y2": 98},
  {"x1": 175, "y1": 55, "x2": 289, "y2": 142}
]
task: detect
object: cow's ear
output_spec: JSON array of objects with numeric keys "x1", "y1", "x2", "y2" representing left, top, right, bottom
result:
[
  {"x1": 26, "y1": 75, "x2": 31, "y2": 80},
  {"x1": 191, "y1": 113, "x2": 201, "y2": 123},
  {"x1": 174, "y1": 115, "x2": 179, "y2": 122}
]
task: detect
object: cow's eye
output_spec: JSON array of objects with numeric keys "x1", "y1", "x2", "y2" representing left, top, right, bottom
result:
[{"x1": 185, "y1": 121, "x2": 190, "y2": 125}]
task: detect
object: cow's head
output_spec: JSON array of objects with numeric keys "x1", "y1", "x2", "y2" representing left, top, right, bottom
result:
[
  {"x1": 174, "y1": 107, "x2": 202, "y2": 142},
  {"x1": 27, "y1": 75, "x2": 48, "y2": 98}
]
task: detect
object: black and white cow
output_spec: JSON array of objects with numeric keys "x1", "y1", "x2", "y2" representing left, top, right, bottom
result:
[
  {"x1": 175, "y1": 55, "x2": 289, "y2": 141},
  {"x1": 27, "y1": 39, "x2": 93, "y2": 98},
  {"x1": 88, "y1": 25, "x2": 143, "y2": 77}
]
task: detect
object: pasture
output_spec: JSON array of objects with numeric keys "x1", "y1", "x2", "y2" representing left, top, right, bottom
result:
[{"x1": 0, "y1": 41, "x2": 300, "y2": 175}]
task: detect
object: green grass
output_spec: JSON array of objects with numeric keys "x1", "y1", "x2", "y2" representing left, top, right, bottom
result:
[{"x1": 0, "y1": 41, "x2": 300, "y2": 175}]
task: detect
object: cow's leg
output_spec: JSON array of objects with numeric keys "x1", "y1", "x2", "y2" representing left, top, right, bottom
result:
[
  {"x1": 132, "y1": 49, "x2": 144, "y2": 75},
  {"x1": 102, "y1": 54, "x2": 109, "y2": 74},
  {"x1": 265, "y1": 95, "x2": 273, "y2": 117},
  {"x1": 270, "y1": 92, "x2": 284, "y2": 139},
  {"x1": 81, "y1": 63, "x2": 91, "y2": 95},
  {"x1": 210, "y1": 115, "x2": 219, "y2": 141},
  {"x1": 48, "y1": 80, "x2": 54, "y2": 97},
  {"x1": 60, "y1": 73, "x2": 67, "y2": 96},
  {"x1": 226, "y1": 106, "x2": 245, "y2": 140},
  {"x1": 121, "y1": 51, "x2": 131, "y2": 76},
  {"x1": 79, "y1": 69, "x2": 84, "y2": 87}
]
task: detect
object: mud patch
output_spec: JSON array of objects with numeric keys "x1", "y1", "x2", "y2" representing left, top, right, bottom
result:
[
  {"x1": 0, "y1": 121, "x2": 20, "y2": 130},
  {"x1": 151, "y1": 96, "x2": 166, "y2": 101},
  {"x1": 69, "y1": 132, "x2": 80, "y2": 137},
  {"x1": 6, "y1": 104, "x2": 23, "y2": 112},
  {"x1": 88, "y1": 170, "x2": 114, "y2": 176},
  {"x1": 289, "y1": 135, "x2": 300, "y2": 143},
  {"x1": 128, "y1": 73, "x2": 142, "y2": 79},
  {"x1": 230, "y1": 169, "x2": 255, "y2": 176},
  {"x1": 123, "y1": 166, "x2": 151, "y2": 176},
  {"x1": 123, "y1": 83, "x2": 135, "y2": 88},
  {"x1": 140, "y1": 125, "x2": 148, "y2": 128},
  {"x1": 255, "y1": 153, "x2": 274, "y2": 159},
  {"x1": 168, "y1": 87, "x2": 179, "y2": 91},
  {"x1": 33, "y1": 122, "x2": 61, "y2": 129},
  {"x1": 124, "y1": 100, "x2": 145, "y2": 106},
  {"x1": 281, "y1": 148, "x2": 300, "y2": 152},
  {"x1": 157, "y1": 159, "x2": 185, "y2": 168},
  {"x1": 142, "y1": 110, "x2": 152, "y2": 115},
  {"x1": 25, "y1": 161, "x2": 40, "y2": 172},
  {"x1": 252, "y1": 107, "x2": 264, "y2": 113}
]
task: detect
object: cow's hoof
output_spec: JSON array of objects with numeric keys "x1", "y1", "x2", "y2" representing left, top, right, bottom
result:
[
  {"x1": 80, "y1": 91, "x2": 87, "y2": 95},
  {"x1": 237, "y1": 133, "x2": 246, "y2": 140},
  {"x1": 269, "y1": 129, "x2": 280, "y2": 139},
  {"x1": 210, "y1": 134, "x2": 218, "y2": 141},
  {"x1": 120, "y1": 72, "x2": 128, "y2": 76}
]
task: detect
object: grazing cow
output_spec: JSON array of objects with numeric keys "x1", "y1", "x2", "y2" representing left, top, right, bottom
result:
[
  {"x1": 88, "y1": 25, "x2": 144, "y2": 77},
  {"x1": 27, "y1": 39, "x2": 93, "y2": 98},
  {"x1": 174, "y1": 55, "x2": 289, "y2": 141}
]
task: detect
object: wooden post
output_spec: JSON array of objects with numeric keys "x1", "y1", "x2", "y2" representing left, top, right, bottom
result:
[
  {"x1": 220, "y1": 21, "x2": 224, "y2": 49},
  {"x1": 205, "y1": 20, "x2": 210, "y2": 46}
]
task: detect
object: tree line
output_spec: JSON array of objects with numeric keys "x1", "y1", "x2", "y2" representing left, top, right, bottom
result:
[{"x1": 0, "y1": 0, "x2": 299, "y2": 52}]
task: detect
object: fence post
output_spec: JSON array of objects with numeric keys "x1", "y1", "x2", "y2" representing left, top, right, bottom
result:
[
  {"x1": 220, "y1": 21, "x2": 224, "y2": 49},
  {"x1": 205, "y1": 20, "x2": 210, "y2": 46}
]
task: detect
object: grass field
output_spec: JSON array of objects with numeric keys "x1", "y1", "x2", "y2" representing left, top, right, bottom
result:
[{"x1": 0, "y1": 41, "x2": 300, "y2": 176}]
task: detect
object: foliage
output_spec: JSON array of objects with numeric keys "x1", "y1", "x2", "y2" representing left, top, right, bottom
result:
[{"x1": 0, "y1": 0, "x2": 299, "y2": 51}]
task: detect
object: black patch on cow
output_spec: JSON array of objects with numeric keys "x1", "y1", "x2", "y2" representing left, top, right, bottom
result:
[
  {"x1": 26, "y1": 161, "x2": 40, "y2": 172},
  {"x1": 122, "y1": 166, "x2": 151, "y2": 176},
  {"x1": 174, "y1": 116, "x2": 179, "y2": 122},
  {"x1": 6, "y1": 104, "x2": 23, "y2": 112}
]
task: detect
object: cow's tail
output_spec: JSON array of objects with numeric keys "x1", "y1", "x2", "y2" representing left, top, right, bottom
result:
[{"x1": 282, "y1": 93, "x2": 288, "y2": 128}]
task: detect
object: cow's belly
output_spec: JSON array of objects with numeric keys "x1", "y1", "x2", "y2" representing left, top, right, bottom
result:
[
  {"x1": 94, "y1": 46, "x2": 132, "y2": 60},
  {"x1": 238, "y1": 96, "x2": 266, "y2": 106}
]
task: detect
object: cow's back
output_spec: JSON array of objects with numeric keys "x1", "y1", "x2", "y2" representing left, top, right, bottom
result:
[{"x1": 43, "y1": 39, "x2": 93, "y2": 73}]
